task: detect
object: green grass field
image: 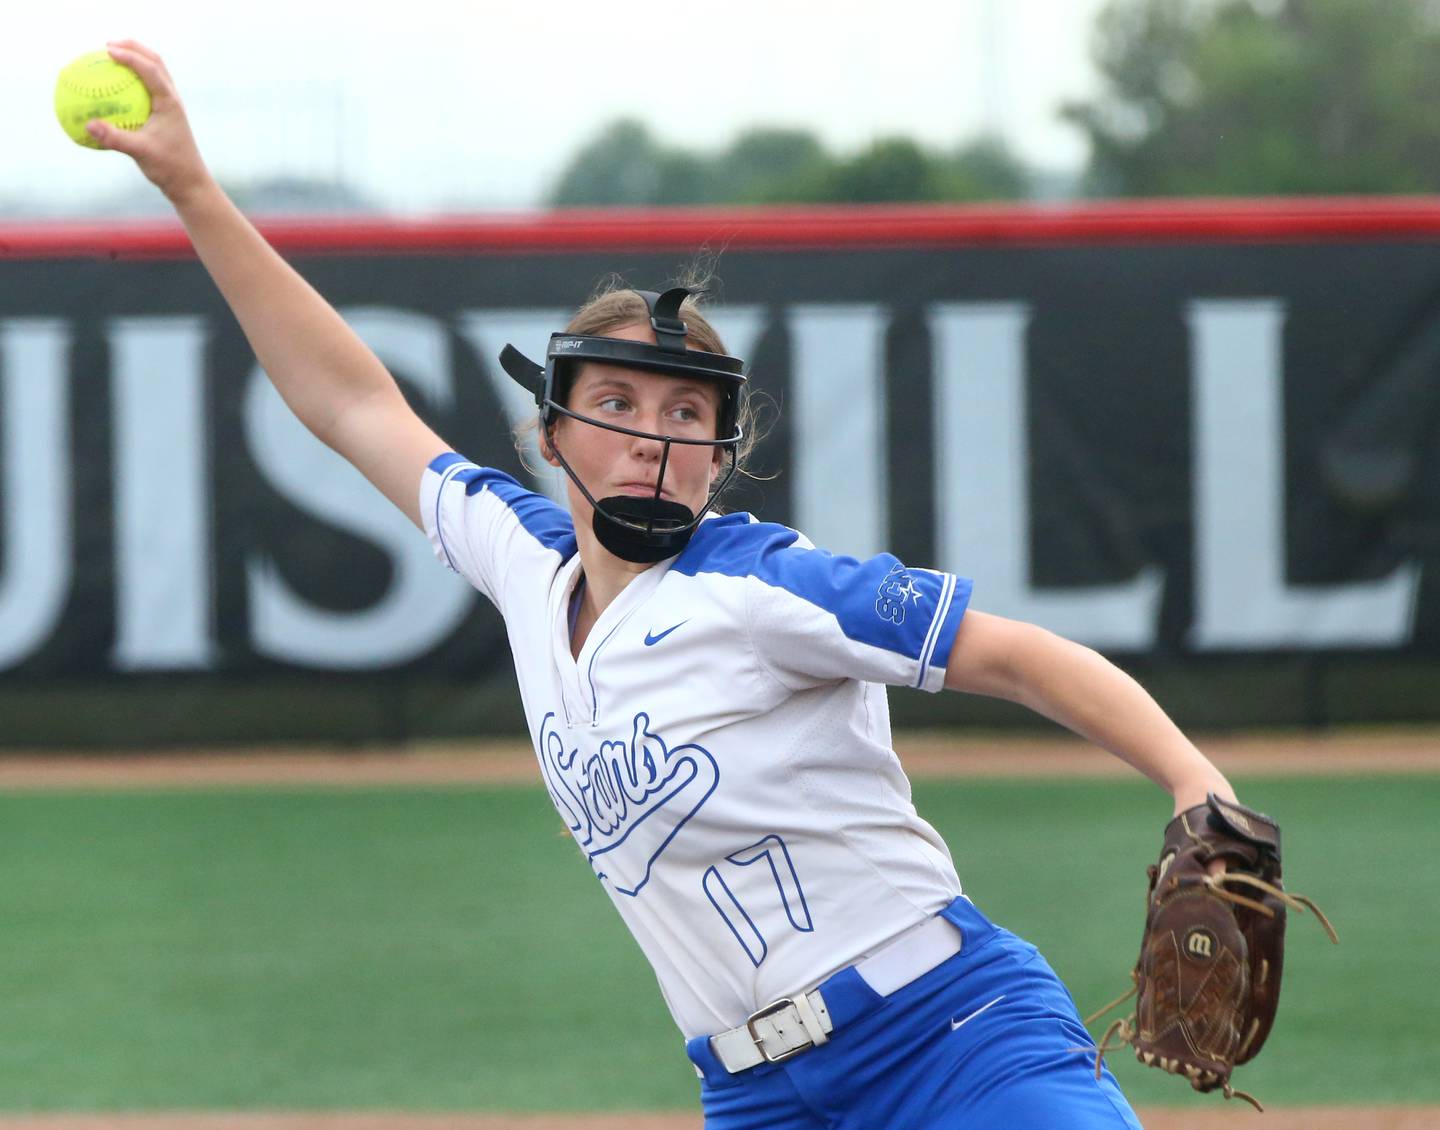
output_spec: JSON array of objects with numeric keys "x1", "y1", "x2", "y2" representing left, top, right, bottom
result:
[{"x1": 0, "y1": 775, "x2": 1430, "y2": 1112}]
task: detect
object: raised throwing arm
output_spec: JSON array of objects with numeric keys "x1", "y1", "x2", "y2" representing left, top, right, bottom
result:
[{"x1": 88, "y1": 41, "x2": 445, "y2": 527}]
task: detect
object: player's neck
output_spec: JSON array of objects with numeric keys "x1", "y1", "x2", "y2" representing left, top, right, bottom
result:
[{"x1": 570, "y1": 532, "x2": 655, "y2": 654}]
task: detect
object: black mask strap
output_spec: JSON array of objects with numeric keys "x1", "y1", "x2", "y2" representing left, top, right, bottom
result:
[
  {"x1": 499, "y1": 344, "x2": 546, "y2": 407},
  {"x1": 637, "y1": 287, "x2": 691, "y2": 355}
]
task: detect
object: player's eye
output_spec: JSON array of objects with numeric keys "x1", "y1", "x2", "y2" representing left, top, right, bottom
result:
[
  {"x1": 597, "y1": 396, "x2": 630, "y2": 413},
  {"x1": 669, "y1": 404, "x2": 700, "y2": 422}
]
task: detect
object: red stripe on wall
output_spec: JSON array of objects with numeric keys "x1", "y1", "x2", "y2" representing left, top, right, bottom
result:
[{"x1": 7, "y1": 197, "x2": 1440, "y2": 260}]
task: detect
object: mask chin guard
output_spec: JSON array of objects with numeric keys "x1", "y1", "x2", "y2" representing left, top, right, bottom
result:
[
  {"x1": 498, "y1": 286, "x2": 749, "y2": 564},
  {"x1": 591, "y1": 495, "x2": 697, "y2": 564}
]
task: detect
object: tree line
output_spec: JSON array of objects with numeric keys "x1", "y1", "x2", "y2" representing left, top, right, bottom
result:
[
  {"x1": 549, "y1": 123, "x2": 1028, "y2": 207},
  {"x1": 549, "y1": 0, "x2": 1440, "y2": 205}
]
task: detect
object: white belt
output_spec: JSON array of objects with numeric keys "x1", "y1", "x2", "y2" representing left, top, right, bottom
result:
[{"x1": 708, "y1": 913, "x2": 963, "y2": 1074}]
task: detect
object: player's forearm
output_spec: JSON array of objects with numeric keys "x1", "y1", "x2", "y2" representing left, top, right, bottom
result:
[
  {"x1": 999, "y1": 626, "x2": 1234, "y2": 814},
  {"x1": 170, "y1": 177, "x2": 396, "y2": 450}
]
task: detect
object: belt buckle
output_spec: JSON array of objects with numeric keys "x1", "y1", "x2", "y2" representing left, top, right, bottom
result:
[{"x1": 745, "y1": 997, "x2": 812, "y2": 1064}]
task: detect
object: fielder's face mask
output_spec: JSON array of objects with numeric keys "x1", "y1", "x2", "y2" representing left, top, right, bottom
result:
[{"x1": 499, "y1": 287, "x2": 749, "y2": 564}]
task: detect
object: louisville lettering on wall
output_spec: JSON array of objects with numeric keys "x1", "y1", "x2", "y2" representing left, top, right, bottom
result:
[{"x1": 1, "y1": 201, "x2": 1438, "y2": 744}]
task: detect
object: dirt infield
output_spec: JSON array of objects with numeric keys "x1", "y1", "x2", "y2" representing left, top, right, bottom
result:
[
  {"x1": 3, "y1": 728, "x2": 1435, "y2": 1128},
  {"x1": 1, "y1": 1108, "x2": 1438, "y2": 1129},
  {"x1": 2, "y1": 726, "x2": 1438, "y2": 790}
]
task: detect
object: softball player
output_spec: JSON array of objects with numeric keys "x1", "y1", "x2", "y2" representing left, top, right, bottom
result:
[{"x1": 97, "y1": 41, "x2": 1242, "y2": 1128}]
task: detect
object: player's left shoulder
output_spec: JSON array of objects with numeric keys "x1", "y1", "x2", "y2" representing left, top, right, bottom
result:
[{"x1": 669, "y1": 511, "x2": 810, "y2": 581}]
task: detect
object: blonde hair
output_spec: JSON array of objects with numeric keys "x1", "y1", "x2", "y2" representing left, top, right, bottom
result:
[{"x1": 514, "y1": 276, "x2": 770, "y2": 483}]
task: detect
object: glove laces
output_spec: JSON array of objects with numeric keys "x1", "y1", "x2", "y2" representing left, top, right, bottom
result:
[{"x1": 1204, "y1": 871, "x2": 1340, "y2": 944}]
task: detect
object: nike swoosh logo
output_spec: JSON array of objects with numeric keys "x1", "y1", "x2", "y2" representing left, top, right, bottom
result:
[
  {"x1": 643, "y1": 620, "x2": 689, "y2": 646},
  {"x1": 950, "y1": 994, "x2": 1006, "y2": 1032}
]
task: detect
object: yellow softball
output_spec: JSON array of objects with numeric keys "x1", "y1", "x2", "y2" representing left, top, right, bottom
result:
[{"x1": 54, "y1": 50, "x2": 151, "y2": 148}]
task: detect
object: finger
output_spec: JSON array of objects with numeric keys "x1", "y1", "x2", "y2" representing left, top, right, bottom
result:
[
  {"x1": 106, "y1": 38, "x2": 161, "y2": 65},
  {"x1": 105, "y1": 39, "x2": 172, "y2": 86},
  {"x1": 85, "y1": 118, "x2": 145, "y2": 156},
  {"x1": 107, "y1": 38, "x2": 176, "y2": 87},
  {"x1": 109, "y1": 40, "x2": 177, "y2": 88},
  {"x1": 106, "y1": 43, "x2": 177, "y2": 107}
]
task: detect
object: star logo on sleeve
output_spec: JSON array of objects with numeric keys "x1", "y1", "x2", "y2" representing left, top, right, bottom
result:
[
  {"x1": 896, "y1": 576, "x2": 925, "y2": 606},
  {"x1": 875, "y1": 564, "x2": 927, "y2": 624}
]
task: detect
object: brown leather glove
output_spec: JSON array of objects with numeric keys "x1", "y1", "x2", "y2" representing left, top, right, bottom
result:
[{"x1": 1086, "y1": 794, "x2": 1337, "y2": 1110}]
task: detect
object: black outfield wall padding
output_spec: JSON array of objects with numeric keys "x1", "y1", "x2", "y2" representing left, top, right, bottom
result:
[{"x1": 2, "y1": 200, "x2": 1438, "y2": 745}]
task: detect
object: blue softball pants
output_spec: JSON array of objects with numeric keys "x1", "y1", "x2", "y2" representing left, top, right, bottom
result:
[{"x1": 685, "y1": 897, "x2": 1141, "y2": 1129}]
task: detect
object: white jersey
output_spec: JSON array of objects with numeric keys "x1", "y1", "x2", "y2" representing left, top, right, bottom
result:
[{"x1": 422, "y1": 453, "x2": 974, "y2": 1039}]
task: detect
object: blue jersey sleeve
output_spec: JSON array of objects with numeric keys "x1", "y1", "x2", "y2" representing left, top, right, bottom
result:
[
  {"x1": 674, "y1": 516, "x2": 972, "y2": 692},
  {"x1": 420, "y1": 453, "x2": 577, "y2": 607}
]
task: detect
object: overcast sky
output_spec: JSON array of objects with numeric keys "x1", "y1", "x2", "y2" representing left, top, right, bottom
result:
[{"x1": 11, "y1": 0, "x2": 1111, "y2": 215}]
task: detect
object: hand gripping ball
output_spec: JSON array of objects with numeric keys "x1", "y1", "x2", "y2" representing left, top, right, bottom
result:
[{"x1": 54, "y1": 50, "x2": 151, "y2": 148}]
